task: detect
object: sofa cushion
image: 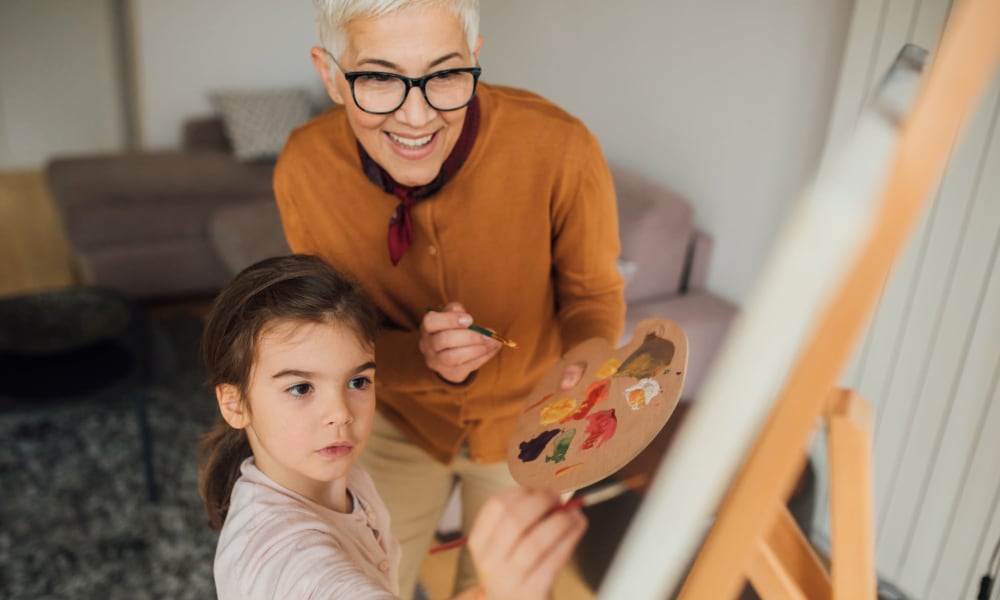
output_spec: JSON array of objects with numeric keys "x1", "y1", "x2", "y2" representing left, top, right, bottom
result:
[
  {"x1": 209, "y1": 88, "x2": 312, "y2": 161},
  {"x1": 611, "y1": 165, "x2": 694, "y2": 303},
  {"x1": 210, "y1": 201, "x2": 291, "y2": 275}
]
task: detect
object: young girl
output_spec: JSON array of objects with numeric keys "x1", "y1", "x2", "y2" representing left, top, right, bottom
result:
[{"x1": 199, "y1": 254, "x2": 586, "y2": 599}]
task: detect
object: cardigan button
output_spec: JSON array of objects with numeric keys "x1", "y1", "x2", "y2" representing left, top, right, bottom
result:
[
  {"x1": 378, "y1": 560, "x2": 390, "y2": 572},
  {"x1": 428, "y1": 245, "x2": 438, "y2": 256}
]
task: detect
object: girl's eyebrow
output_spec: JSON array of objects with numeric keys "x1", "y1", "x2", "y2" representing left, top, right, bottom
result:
[
  {"x1": 356, "y1": 52, "x2": 463, "y2": 71},
  {"x1": 272, "y1": 361, "x2": 375, "y2": 380},
  {"x1": 272, "y1": 369, "x2": 315, "y2": 379}
]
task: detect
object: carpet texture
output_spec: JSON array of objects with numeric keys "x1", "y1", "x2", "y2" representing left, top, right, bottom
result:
[{"x1": 0, "y1": 315, "x2": 220, "y2": 599}]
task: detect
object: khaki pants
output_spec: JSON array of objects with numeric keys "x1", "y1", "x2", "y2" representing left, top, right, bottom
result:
[{"x1": 361, "y1": 412, "x2": 517, "y2": 600}]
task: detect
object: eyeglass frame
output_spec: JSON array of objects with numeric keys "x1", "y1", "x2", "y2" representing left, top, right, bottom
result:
[{"x1": 324, "y1": 49, "x2": 482, "y2": 115}]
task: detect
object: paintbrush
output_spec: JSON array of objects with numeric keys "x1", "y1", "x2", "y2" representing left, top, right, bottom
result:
[
  {"x1": 467, "y1": 323, "x2": 520, "y2": 349},
  {"x1": 428, "y1": 473, "x2": 648, "y2": 555},
  {"x1": 426, "y1": 307, "x2": 520, "y2": 349}
]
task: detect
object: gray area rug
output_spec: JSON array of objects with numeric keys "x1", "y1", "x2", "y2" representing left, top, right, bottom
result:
[{"x1": 0, "y1": 315, "x2": 219, "y2": 599}]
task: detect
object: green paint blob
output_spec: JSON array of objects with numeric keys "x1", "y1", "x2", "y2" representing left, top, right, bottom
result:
[{"x1": 545, "y1": 429, "x2": 577, "y2": 464}]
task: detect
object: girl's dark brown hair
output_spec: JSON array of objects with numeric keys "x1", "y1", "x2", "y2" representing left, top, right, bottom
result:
[{"x1": 198, "y1": 254, "x2": 377, "y2": 531}]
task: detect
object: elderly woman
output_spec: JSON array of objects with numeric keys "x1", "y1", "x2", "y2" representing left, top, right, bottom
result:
[{"x1": 274, "y1": 0, "x2": 625, "y2": 597}]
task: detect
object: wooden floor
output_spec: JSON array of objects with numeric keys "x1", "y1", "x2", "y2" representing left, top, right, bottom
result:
[
  {"x1": 0, "y1": 169, "x2": 596, "y2": 599},
  {"x1": 0, "y1": 170, "x2": 76, "y2": 298}
]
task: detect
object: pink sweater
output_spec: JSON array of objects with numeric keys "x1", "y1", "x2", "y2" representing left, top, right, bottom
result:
[{"x1": 214, "y1": 458, "x2": 401, "y2": 599}]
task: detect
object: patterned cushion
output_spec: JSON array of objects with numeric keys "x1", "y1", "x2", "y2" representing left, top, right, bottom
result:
[{"x1": 209, "y1": 89, "x2": 312, "y2": 161}]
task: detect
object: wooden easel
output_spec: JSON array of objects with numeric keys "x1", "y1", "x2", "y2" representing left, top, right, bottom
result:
[
  {"x1": 674, "y1": 1, "x2": 1000, "y2": 598},
  {"x1": 723, "y1": 388, "x2": 874, "y2": 600}
]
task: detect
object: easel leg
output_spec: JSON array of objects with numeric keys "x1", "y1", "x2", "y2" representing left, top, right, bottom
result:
[
  {"x1": 746, "y1": 501, "x2": 832, "y2": 600},
  {"x1": 826, "y1": 389, "x2": 875, "y2": 600}
]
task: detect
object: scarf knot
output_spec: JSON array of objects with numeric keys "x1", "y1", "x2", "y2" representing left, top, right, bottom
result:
[{"x1": 358, "y1": 96, "x2": 480, "y2": 266}]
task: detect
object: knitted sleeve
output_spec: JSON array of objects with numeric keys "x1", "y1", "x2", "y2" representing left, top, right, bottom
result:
[{"x1": 549, "y1": 124, "x2": 626, "y2": 352}]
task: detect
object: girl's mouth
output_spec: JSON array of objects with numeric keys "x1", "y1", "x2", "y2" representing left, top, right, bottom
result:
[{"x1": 318, "y1": 444, "x2": 352, "y2": 458}]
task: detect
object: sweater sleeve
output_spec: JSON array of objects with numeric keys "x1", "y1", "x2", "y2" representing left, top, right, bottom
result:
[
  {"x1": 550, "y1": 126, "x2": 626, "y2": 353},
  {"x1": 220, "y1": 529, "x2": 396, "y2": 600}
]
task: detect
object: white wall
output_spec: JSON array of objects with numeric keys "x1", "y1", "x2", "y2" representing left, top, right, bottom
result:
[
  {"x1": 0, "y1": 0, "x2": 124, "y2": 170},
  {"x1": 479, "y1": 0, "x2": 852, "y2": 303},
  {"x1": 131, "y1": 0, "x2": 322, "y2": 149}
]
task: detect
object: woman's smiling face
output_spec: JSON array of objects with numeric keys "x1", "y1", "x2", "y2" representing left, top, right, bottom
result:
[{"x1": 316, "y1": 4, "x2": 482, "y2": 187}]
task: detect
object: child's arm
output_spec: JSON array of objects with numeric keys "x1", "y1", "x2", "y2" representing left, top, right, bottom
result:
[{"x1": 461, "y1": 487, "x2": 588, "y2": 600}]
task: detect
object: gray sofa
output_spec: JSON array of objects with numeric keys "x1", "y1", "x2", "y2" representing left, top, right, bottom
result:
[{"x1": 45, "y1": 118, "x2": 279, "y2": 299}]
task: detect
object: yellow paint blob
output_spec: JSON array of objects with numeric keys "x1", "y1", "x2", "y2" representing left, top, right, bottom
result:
[
  {"x1": 539, "y1": 396, "x2": 577, "y2": 424},
  {"x1": 596, "y1": 358, "x2": 621, "y2": 378}
]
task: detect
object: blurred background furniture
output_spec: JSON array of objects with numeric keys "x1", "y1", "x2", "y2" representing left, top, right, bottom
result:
[
  {"x1": 0, "y1": 286, "x2": 171, "y2": 501},
  {"x1": 44, "y1": 117, "x2": 279, "y2": 299},
  {"x1": 612, "y1": 164, "x2": 737, "y2": 400}
]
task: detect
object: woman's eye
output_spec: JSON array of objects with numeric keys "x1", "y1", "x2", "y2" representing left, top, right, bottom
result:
[
  {"x1": 287, "y1": 383, "x2": 313, "y2": 397},
  {"x1": 359, "y1": 72, "x2": 395, "y2": 83},
  {"x1": 348, "y1": 376, "x2": 372, "y2": 391}
]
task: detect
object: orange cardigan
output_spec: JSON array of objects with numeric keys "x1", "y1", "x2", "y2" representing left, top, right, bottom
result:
[{"x1": 274, "y1": 82, "x2": 625, "y2": 464}]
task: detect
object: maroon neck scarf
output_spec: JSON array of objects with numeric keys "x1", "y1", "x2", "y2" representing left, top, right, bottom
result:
[{"x1": 358, "y1": 96, "x2": 481, "y2": 266}]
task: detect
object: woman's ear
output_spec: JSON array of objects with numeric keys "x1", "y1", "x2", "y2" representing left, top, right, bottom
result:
[
  {"x1": 216, "y1": 384, "x2": 249, "y2": 429},
  {"x1": 310, "y1": 46, "x2": 346, "y2": 105}
]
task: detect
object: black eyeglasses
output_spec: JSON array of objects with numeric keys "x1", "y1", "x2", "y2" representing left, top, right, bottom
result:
[{"x1": 325, "y1": 50, "x2": 481, "y2": 115}]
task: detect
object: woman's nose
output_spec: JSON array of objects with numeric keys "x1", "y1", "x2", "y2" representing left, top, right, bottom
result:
[{"x1": 394, "y1": 85, "x2": 436, "y2": 127}]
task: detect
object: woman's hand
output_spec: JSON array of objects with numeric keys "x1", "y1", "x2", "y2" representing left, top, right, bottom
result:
[
  {"x1": 420, "y1": 302, "x2": 501, "y2": 383},
  {"x1": 466, "y1": 487, "x2": 587, "y2": 600}
]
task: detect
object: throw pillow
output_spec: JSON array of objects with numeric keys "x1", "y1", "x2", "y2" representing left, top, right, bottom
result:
[{"x1": 209, "y1": 88, "x2": 312, "y2": 161}]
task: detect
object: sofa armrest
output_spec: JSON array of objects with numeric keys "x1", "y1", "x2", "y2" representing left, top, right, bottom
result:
[
  {"x1": 624, "y1": 290, "x2": 738, "y2": 401},
  {"x1": 685, "y1": 229, "x2": 715, "y2": 292},
  {"x1": 611, "y1": 164, "x2": 695, "y2": 302},
  {"x1": 210, "y1": 200, "x2": 291, "y2": 275}
]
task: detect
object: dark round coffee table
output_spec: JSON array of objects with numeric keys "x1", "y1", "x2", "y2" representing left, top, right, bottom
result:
[{"x1": 0, "y1": 286, "x2": 169, "y2": 501}]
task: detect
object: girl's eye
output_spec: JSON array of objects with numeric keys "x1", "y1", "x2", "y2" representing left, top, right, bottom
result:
[
  {"x1": 287, "y1": 383, "x2": 313, "y2": 397},
  {"x1": 348, "y1": 376, "x2": 372, "y2": 391}
]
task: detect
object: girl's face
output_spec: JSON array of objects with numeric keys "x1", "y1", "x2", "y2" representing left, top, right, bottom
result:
[{"x1": 220, "y1": 318, "x2": 375, "y2": 510}]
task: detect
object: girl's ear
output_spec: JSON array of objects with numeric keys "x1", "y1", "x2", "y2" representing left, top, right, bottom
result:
[{"x1": 216, "y1": 384, "x2": 249, "y2": 429}]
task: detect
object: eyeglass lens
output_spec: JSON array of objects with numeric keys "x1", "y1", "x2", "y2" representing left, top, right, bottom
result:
[{"x1": 353, "y1": 71, "x2": 476, "y2": 113}]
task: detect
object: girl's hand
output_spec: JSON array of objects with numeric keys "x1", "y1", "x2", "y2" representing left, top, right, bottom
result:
[
  {"x1": 420, "y1": 302, "x2": 501, "y2": 383},
  {"x1": 466, "y1": 487, "x2": 587, "y2": 600}
]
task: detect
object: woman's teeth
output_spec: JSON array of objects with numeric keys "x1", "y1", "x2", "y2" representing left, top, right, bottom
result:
[{"x1": 388, "y1": 132, "x2": 433, "y2": 148}]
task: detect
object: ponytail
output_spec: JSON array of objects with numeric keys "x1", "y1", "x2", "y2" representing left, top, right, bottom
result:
[{"x1": 198, "y1": 421, "x2": 253, "y2": 531}]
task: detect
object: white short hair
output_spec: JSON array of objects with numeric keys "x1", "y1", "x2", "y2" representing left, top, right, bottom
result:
[{"x1": 313, "y1": 0, "x2": 480, "y2": 59}]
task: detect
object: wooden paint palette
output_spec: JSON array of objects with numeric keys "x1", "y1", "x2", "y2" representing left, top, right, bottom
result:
[{"x1": 507, "y1": 318, "x2": 687, "y2": 492}]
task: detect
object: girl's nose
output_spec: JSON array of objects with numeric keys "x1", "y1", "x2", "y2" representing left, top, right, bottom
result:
[{"x1": 323, "y1": 395, "x2": 353, "y2": 426}]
